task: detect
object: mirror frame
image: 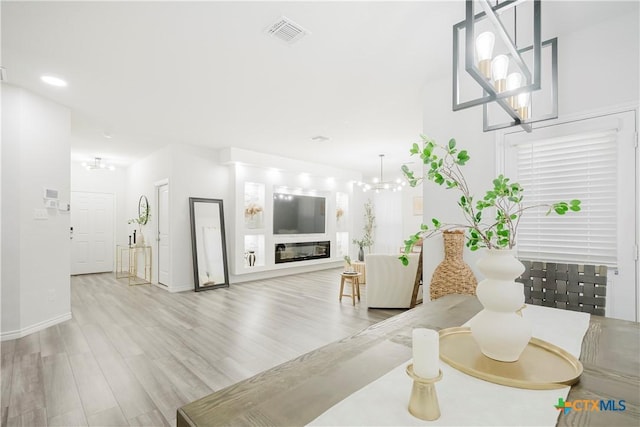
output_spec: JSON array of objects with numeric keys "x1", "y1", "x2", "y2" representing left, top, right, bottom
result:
[{"x1": 189, "y1": 197, "x2": 230, "y2": 291}]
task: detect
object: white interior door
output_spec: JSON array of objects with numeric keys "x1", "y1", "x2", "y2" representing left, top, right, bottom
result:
[
  {"x1": 71, "y1": 192, "x2": 114, "y2": 275},
  {"x1": 158, "y1": 183, "x2": 170, "y2": 286}
]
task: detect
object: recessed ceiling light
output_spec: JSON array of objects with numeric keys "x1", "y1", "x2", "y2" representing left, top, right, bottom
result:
[{"x1": 41, "y1": 75, "x2": 67, "y2": 87}]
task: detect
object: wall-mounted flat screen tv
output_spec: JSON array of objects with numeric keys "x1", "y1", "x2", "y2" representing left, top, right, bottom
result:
[{"x1": 273, "y1": 193, "x2": 326, "y2": 235}]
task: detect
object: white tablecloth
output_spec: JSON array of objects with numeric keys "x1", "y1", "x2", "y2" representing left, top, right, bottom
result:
[{"x1": 308, "y1": 304, "x2": 590, "y2": 426}]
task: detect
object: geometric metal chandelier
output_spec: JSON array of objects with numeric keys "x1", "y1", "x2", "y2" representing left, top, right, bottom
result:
[{"x1": 452, "y1": 0, "x2": 558, "y2": 132}]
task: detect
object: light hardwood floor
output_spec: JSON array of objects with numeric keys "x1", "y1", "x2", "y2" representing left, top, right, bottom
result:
[{"x1": 1, "y1": 269, "x2": 401, "y2": 427}]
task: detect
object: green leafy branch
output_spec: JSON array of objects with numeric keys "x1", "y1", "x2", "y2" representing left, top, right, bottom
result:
[
  {"x1": 128, "y1": 204, "x2": 151, "y2": 228},
  {"x1": 399, "y1": 136, "x2": 581, "y2": 265},
  {"x1": 353, "y1": 199, "x2": 375, "y2": 249}
]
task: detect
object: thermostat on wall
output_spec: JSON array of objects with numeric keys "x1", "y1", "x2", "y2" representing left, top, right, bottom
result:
[
  {"x1": 44, "y1": 199, "x2": 58, "y2": 209},
  {"x1": 43, "y1": 188, "x2": 59, "y2": 200}
]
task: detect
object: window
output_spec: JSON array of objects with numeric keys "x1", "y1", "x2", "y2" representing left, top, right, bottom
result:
[
  {"x1": 510, "y1": 129, "x2": 618, "y2": 266},
  {"x1": 501, "y1": 110, "x2": 637, "y2": 321}
]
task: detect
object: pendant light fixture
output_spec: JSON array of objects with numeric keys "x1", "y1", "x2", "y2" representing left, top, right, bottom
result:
[
  {"x1": 452, "y1": 0, "x2": 558, "y2": 132},
  {"x1": 356, "y1": 154, "x2": 406, "y2": 193},
  {"x1": 81, "y1": 157, "x2": 115, "y2": 171}
]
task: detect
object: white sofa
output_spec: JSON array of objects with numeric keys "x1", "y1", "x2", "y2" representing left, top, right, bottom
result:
[{"x1": 365, "y1": 253, "x2": 421, "y2": 308}]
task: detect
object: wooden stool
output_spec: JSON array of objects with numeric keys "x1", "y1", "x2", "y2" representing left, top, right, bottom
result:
[{"x1": 339, "y1": 272, "x2": 361, "y2": 306}]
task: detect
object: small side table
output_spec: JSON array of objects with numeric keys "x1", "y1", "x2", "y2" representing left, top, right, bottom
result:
[
  {"x1": 352, "y1": 261, "x2": 366, "y2": 284},
  {"x1": 339, "y1": 273, "x2": 362, "y2": 306},
  {"x1": 116, "y1": 245, "x2": 152, "y2": 286}
]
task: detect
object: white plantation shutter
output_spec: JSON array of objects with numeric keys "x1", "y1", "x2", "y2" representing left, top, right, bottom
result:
[
  {"x1": 504, "y1": 110, "x2": 637, "y2": 321},
  {"x1": 513, "y1": 130, "x2": 618, "y2": 266}
]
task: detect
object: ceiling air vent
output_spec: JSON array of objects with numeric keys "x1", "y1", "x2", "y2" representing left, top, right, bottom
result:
[
  {"x1": 311, "y1": 135, "x2": 330, "y2": 142},
  {"x1": 266, "y1": 16, "x2": 309, "y2": 44}
]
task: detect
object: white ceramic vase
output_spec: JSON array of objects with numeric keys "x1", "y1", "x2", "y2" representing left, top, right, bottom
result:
[
  {"x1": 469, "y1": 249, "x2": 531, "y2": 362},
  {"x1": 136, "y1": 231, "x2": 145, "y2": 247}
]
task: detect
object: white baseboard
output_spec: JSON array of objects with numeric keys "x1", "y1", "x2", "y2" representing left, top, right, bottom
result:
[
  {"x1": 1, "y1": 312, "x2": 72, "y2": 342},
  {"x1": 168, "y1": 284, "x2": 193, "y2": 293}
]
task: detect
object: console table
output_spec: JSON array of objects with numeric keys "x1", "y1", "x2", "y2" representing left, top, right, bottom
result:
[{"x1": 116, "y1": 245, "x2": 152, "y2": 285}]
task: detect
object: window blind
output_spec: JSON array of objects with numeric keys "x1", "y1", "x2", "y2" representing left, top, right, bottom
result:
[{"x1": 511, "y1": 129, "x2": 618, "y2": 266}]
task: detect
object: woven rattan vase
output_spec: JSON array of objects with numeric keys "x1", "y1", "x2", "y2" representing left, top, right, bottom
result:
[{"x1": 430, "y1": 230, "x2": 477, "y2": 300}]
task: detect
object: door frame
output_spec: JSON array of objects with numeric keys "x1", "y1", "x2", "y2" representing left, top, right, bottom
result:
[
  {"x1": 70, "y1": 191, "x2": 116, "y2": 275},
  {"x1": 155, "y1": 179, "x2": 170, "y2": 287}
]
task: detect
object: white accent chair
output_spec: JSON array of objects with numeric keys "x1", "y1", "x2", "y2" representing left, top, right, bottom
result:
[{"x1": 365, "y1": 253, "x2": 421, "y2": 309}]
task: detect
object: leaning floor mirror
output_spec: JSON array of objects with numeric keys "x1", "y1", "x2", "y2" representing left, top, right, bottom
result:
[{"x1": 189, "y1": 197, "x2": 230, "y2": 291}]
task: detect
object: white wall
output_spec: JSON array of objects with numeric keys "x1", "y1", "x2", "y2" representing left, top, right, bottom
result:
[
  {"x1": 420, "y1": 11, "x2": 640, "y2": 299},
  {"x1": 1, "y1": 84, "x2": 71, "y2": 340},
  {"x1": 558, "y1": 13, "x2": 639, "y2": 115},
  {"x1": 168, "y1": 144, "x2": 230, "y2": 291},
  {"x1": 125, "y1": 146, "x2": 171, "y2": 288},
  {"x1": 115, "y1": 143, "x2": 363, "y2": 291},
  {"x1": 1, "y1": 84, "x2": 22, "y2": 334},
  {"x1": 350, "y1": 182, "x2": 423, "y2": 257},
  {"x1": 401, "y1": 184, "x2": 424, "y2": 249}
]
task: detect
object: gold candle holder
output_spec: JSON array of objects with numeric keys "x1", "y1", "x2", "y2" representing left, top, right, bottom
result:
[{"x1": 406, "y1": 364, "x2": 443, "y2": 421}]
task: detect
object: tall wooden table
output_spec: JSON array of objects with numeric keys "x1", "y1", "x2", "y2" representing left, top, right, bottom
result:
[{"x1": 177, "y1": 294, "x2": 639, "y2": 427}]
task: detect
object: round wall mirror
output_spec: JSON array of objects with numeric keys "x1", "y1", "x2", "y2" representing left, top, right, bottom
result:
[{"x1": 138, "y1": 195, "x2": 150, "y2": 225}]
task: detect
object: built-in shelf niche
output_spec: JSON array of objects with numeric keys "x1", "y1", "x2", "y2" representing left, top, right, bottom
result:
[
  {"x1": 244, "y1": 182, "x2": 265, "y2": 230},
  {"x1": 336, "y1": 192, "x2": 348, "y2": 231},
  {"x1": 336, "y1": 232, "x2": 349, "y2": 258},
  {"x1": 244, "y1": 234, "x2": 265, "y2": 268}
]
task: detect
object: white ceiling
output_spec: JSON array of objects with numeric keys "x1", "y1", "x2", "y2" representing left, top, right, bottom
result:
[{"x1": 2, "y1": 1, "x2": 637, "y2": 179}]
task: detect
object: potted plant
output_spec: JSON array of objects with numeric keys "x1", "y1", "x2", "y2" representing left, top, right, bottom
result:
[
  {"x1": 343, "y1": 255, "x2": 353, "y2": 272},
  {"x1": 353, "y1": 199, "x2": 375, "y2": 261},
  {"x1": 401, "y1": 136, "x2": 581, "y2": 362}
]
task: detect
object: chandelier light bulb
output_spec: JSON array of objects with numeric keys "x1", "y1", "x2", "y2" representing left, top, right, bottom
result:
[
  {"x1": 475, "y1": 31, "x2": 495, "y2": 79},
  {"x1": 491, "y1": 55, "x2": 509, "y2": 92},
  {"x1": 506, "y1": 72, "x2": 522, "y2": 90},
  {"x1": 506, "y1": 72, "x2": 523, "y2": 108},
  {"x1": 517, "y1": 92, "x2": 530, "y2": 120}
]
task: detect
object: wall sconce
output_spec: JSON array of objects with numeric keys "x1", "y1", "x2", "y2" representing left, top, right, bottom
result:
[{"x1": 452, "y1": 0, "x2": 558, "y2": 132}]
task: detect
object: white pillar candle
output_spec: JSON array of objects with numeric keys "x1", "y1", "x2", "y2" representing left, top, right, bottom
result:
[{"x1": 412, "y1": 328, "x2": 440, "y2": 379}]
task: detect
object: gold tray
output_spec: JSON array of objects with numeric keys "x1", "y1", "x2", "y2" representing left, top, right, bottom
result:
[{"x1": 439, "y1": 327, "x2": 583, "y2": 390}]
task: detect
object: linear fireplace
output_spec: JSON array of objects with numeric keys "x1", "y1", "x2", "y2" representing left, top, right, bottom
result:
[{"x1": 275, "y1": 241, "x2": 330, "y2": 264}]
